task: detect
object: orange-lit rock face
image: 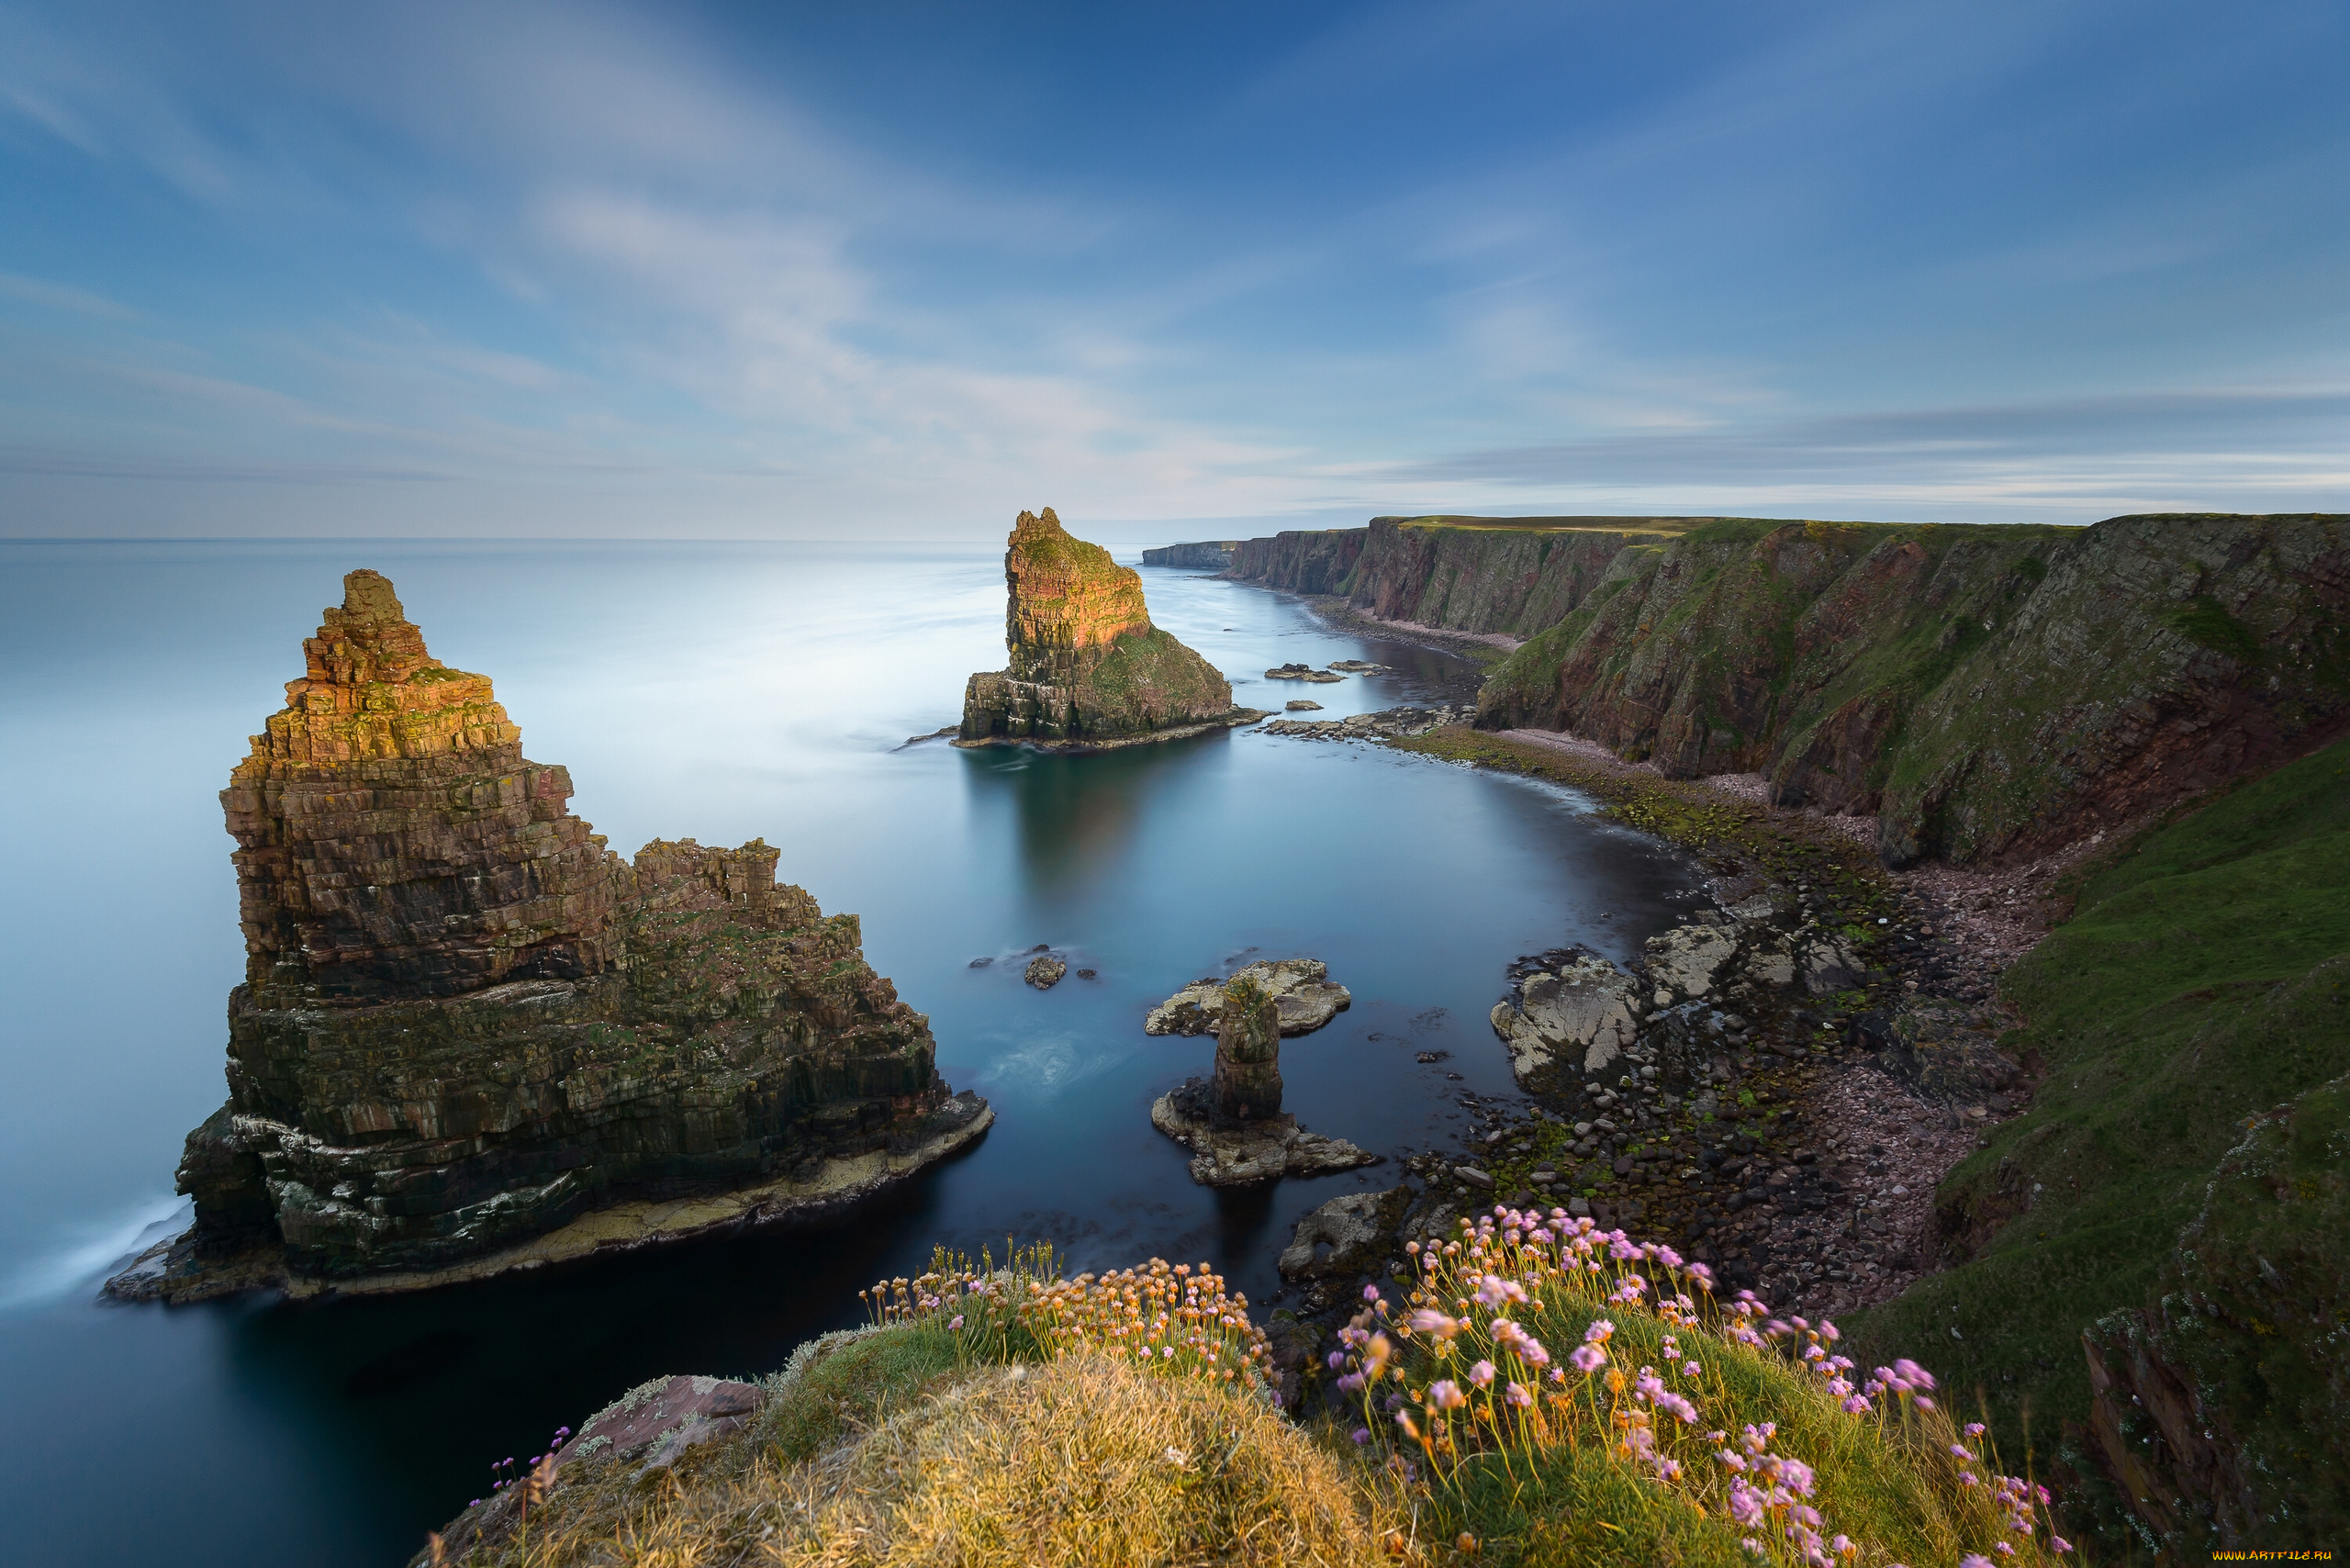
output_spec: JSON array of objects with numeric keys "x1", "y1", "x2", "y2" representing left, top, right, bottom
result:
[
  {"x1": 962, "y1": 509, "x2": 1240, "y2": 745},
  {"x1": 234, "y1": 568, "x2": 516, "y2": 771},
  {"x1": 223, "y1": 570, "x2": 624, "y2": 1002},
  {"x1": 1003, "y1": 507, "x2": 1155, "y2": 674}
]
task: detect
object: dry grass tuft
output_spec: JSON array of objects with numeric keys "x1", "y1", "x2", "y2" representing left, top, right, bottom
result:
[{"x1": 768, "y1": 1352, "x2": 1387, "y2": 1567}]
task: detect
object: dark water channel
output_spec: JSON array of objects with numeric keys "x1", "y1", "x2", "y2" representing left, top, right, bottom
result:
[{"x1": 0, "y1": 540, "x2": 1703, "y2": 1566}]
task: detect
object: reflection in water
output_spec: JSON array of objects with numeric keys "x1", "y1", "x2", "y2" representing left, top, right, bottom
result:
[
  {"x1": 0, "y1": 542, "x2": 1705, "y2": 1568},
  {"x1": 962, "y1": 732, "x2": 1234, "y2": 899}
]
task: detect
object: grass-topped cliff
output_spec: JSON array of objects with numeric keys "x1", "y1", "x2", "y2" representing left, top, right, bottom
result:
[{"x1": 1231, "y1": 512, "x2": 2349, "y2": 868}]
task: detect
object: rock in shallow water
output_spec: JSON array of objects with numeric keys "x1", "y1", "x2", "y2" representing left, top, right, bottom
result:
[
  {"x1": 1148, "y1": 1083, "x2": 1378, "y2": 1185},
  {"x1": 1144, "y1": 958, "x2": 1351, "y2": 1037},
  {"x1": 112, "y1": 570, "x2": 987, "y2": 1304},
  {"x1": 1024, "y1": 954, "x2": 1068, "y2": 989}
]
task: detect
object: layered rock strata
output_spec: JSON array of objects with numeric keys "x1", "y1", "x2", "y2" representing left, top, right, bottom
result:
[
  {"x1": 1145, "y1": 958, "x2": 1351, "y2": 1038},
  {"x1": 958, "y1": 509, "x2": 1259, "y2": 748},
  {"x1": 115, "y1": 571, "x2": 987, "y2": 1302}
]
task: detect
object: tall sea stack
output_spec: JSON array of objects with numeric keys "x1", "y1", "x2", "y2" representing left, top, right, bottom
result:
[
  {"x1": 116, "y1": 571, "x2": 988, "y2": 1302},
  {"x1": 958, "y1": 508, "x2": 1258, "y2": 747}
]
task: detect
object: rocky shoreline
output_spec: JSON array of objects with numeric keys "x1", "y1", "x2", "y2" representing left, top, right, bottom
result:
[{"x1": 1241, "y1": 719, "x2": 2054, "y2": 1363}]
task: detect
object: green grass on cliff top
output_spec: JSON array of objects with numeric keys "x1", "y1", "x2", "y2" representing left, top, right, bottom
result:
[{"x1": 1846, "y1": 734, "x2": 2350, "y2": 1519}]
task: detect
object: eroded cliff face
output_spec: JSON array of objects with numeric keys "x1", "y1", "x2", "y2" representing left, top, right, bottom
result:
[
  {"x1": 960, "y1": 508, "x2": 1246, "y2": 745},
  {"x1": 134, "y1": 572, "x2": 985, "y2": 1298},
  {"x1": 1479, "y1": 514, "x2": 2350, "y2": 865}
]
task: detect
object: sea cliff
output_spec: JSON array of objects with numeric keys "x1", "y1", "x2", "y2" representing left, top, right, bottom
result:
[
  {"x1": 111, "y1": 571, "x2": 987, "y2": 1303},
  {"x1": 1225, "y1": 511, "x2": 2350, "y2": 866}
]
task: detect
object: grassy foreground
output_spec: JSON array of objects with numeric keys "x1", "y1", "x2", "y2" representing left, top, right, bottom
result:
[{"x1": 431, "y1": 1235, "x2": 2070, "y2": 1567}]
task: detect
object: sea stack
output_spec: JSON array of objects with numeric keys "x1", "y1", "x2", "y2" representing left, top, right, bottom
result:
[
  {"x1": 114, "y1": 571, "x2": 989, "y2": 1302},
  {"x1": 1210, "y1": 974, "x2": 1284, "y2": 1122},
  {"x1": 957, "y1": 508, "x2": 1259, "y2": 748}
]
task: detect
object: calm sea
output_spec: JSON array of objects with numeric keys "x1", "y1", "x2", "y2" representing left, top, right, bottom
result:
[{"x1": 0, "y1": 540, "x2": 1701, "y2": 1566}]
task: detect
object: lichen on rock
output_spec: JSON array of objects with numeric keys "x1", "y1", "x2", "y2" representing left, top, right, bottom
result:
[
  {"x1": 113, "y1": 570, "x2": 988, "y2": 1303},
  {"x1": 957, "y1": 509, "x2": 1259, "y2": 748}
]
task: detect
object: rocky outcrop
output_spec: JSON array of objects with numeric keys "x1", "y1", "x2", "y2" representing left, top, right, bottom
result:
[
  {"x1": 1489, "y1": 955, "x2": 1642, "y2": 1083},
  {"x1": 1259, "y1": 703, "x2": 1474, "y2": 741},
  {"x1": 1145, "y1": 959, "x2": 1351, "y2": 1038},
  {"x1": 112, "y1": 571, "x2": 987, "y2": 1303},
  {"x1": 1265, "y1": 663, "x2": 1342, "y2": 683},
  {"x1": 1148, "y1": 1085, "x2": 1377, "y2": 1185},
  {"x1": 1490, "y1": 892, "x2": 1885, "y2": 1093},
  {"x1": 1278, "y1": 1186, "x2": 1412, "y2": 1282},
  {"x1": 1141, "y1": 541, "x2": 1239, "y2": 568},
  {"x1": 958, "y1": 509, "x2": 1259, "y2": 748}
]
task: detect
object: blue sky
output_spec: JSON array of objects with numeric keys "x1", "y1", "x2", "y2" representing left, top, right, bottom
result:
[{"x1": 1, "y1": 1, "x2": 2344, "y2": 539}]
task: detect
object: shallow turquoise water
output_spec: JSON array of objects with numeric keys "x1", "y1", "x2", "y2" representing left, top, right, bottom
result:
[{"x1": 0, "y1": 540, "x2": 1701, "y2": 1565}]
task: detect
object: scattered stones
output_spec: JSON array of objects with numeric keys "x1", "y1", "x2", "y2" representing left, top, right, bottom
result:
[
  {"x1": 1024, "y1": 954, "x2": 1068, "y2": 989},
  {"x1": 1145, "y1": 958, "x2": 1351, "y2": 1037},
  {"x1": 1259, "y1": 702, "x2": 1473, "y2": 740}
]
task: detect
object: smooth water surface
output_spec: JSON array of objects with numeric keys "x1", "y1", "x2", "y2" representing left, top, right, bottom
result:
[{"x1": 0, "y1": 540, "x2": 1702, "y2": 1566}]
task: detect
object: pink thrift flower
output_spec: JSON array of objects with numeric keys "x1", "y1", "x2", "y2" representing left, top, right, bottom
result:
[{"x1": 1470, "y1": 1360, "x2": 1496, "y2": 1387}]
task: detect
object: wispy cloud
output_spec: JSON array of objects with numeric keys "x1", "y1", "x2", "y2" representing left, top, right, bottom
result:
[{"x1": 0, "y1": 1, "x2": 2341, "y2": 535}]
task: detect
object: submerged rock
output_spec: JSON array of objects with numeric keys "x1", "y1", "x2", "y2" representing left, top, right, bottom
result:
[
  {"x1": 957, "y1": 509, "x2": 1260, "y2": 749},
  {"x1": 112, "y1": 571, "x2": 988, "y2": 1304},
  {"x1": 1145, "y1": 958, "x2": 1351, "y2": 1037}
]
